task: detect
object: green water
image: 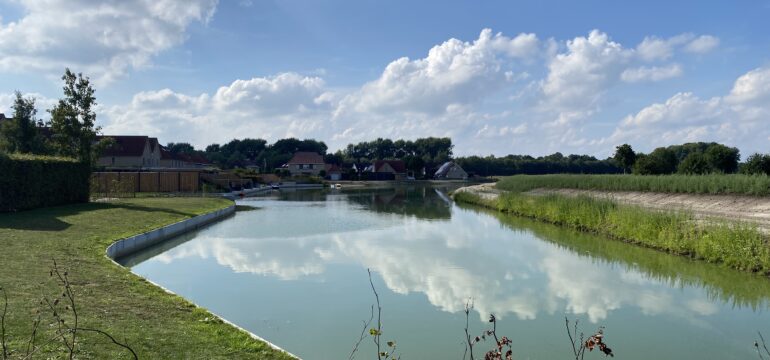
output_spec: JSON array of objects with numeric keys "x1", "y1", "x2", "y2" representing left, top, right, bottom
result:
[{"x1": 123, "y1": 186, "x2": 770, "y2": 359}]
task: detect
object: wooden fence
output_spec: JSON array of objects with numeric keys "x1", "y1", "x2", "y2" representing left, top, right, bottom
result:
[{"x1": 91, "y1": 171, "x2": 201, "y2": 194}]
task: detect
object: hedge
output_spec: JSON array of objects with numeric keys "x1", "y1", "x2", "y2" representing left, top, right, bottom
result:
[{"x1": 0, "y1": 153, "x2": 90, "y2": 211}]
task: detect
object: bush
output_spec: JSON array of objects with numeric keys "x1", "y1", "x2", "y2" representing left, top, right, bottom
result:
[
  {"x1": 0, "y1": 153, "x2": 90, "y2": 211},
  {"x1": 742, "y1": 153, "x2": 770, "y2": 175}
]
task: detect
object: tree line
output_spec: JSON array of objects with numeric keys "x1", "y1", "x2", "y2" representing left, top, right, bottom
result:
[
  {"x1": 168, "y1": 137, "x2": 454, "y2": 176},
  {"x1": 612, "y1": 142, "x2": 770, "y2": 175}
]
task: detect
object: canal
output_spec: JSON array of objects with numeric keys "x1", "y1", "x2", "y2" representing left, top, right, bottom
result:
[{"x1": 120, "y1": 186, "x2": 770, "y2": 359}]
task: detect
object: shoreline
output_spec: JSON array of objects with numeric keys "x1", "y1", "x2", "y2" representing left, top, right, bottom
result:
[
  {"x1": 104, "y1": 203, "x2": 299, "y2": 359},
  {"x1": 454, "y1": 183, "x2": 770, "y2": 232},
  {"x1": 452, "y1": 183, "x2": 770, "y2": 274}
]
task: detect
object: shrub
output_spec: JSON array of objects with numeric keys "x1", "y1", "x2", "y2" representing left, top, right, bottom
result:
[{"x1": 0, "y1": 153, "x2": 90, "y2": 211}]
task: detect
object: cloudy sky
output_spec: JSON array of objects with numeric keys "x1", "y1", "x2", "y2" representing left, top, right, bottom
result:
[{"x1": 0, "y1": 0, "x2": 768, "y2": 157}]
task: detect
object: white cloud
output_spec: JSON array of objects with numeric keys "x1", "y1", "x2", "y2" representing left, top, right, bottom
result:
[
  {"x1": 685, "y1": 35, "x2": 720, "y2": 54},
  {"x1": 608, "y1": 66, "x2": 770, "y2": 154},
  {"x1": 0, "y1": 91, "x2": 57, "y2": 116},
  {"x1": 726, "y1": 67, "x2": 770, "y2": 106},
  {"x1": 335, "y1": 28, "x2": 540, "y2": 116},
  {"x1": 78, "y1": 28, "x2": 744, "y2": 156},
  {"x1": 0, "y1": 0, "x2": 218, "y2": 84},
  {"x1": 636, "y1": 34, "x2": 692, "y2": 61},
  {"x1": 621, "y1": 64, "x2": 683, "y2": 83},
  {"x1": 101, "y1": 73, "x2": 332, "y2": 147},
  {"x1": 635, "y1": 34, "x2": 719, "y2": 61},
  {"x1": 540, "y1": 30, "x2": 632, "y2": 124}
]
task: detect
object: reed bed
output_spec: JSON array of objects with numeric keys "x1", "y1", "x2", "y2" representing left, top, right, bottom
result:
[
  {"x1": 454, "y1": 191, "x2": 770, "y2": 274},
  {"x1": 495, "y1": 174, "x2": 770, "y2": 196}
]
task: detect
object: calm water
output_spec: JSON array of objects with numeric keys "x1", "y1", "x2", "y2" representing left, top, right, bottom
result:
[{"x1": 122, "y1": 186, "x2": 770, "y2": 359}]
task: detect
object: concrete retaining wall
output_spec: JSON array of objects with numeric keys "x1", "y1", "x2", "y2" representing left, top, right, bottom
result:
[
  {"x1": 103, "y1": 203, "x2": 299, "y2": 358},
  {"x1": 106, "y1": 205, "x2": 236, "y2": 259}
]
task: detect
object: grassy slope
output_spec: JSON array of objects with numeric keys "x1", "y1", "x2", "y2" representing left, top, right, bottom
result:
[
  {"x1": 0, "y1": 198, "x2": 294, "y2": 359},
  {"x1": 454, "y1": 191, "x2": 770, "y2": 274},
  {"x1": 496, "y1": 174, "x2": 770, "y2": 195}
]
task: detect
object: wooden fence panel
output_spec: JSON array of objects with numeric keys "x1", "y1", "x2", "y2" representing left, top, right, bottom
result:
[
  {"x1": 159, "y1": 172, "x2": 179, "y2": 192},
  {"x1": 118, "y1": 172, "x2": 139, "y2": 192},
  {"x1": 139, "y1": 172, "x2": 159, "y2": 192},
  {"x1": 179, "y1": 172, "x2": 199, "y2": 192}
]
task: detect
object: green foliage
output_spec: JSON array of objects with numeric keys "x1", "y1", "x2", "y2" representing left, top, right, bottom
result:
[
  {"x1": 0, "y1": 91, "x2": 48, "y2": 154},
  {"x1": 166, "y1": 142, "x2": 197, "y2": 155},
  {"x1": 741, "y1": 153, "x2": 770, "y2": 175},
  {"x1": 633, "y1": 142, "x2": 739, "y2": 175},
  {"x1": 613, "y1": 144, "x2": 636, "y2": 173},
  {"x1": 705, "y1": 143, "x2": 740, "y2": 173},
  {"x1": 48, "y1": 69, "x2": 99, "y2": 164},
  {"x1": 455, "y1": 191, "x2": 770, "y2": 273},
  {"x1": 633, "y1": 147, "x2": 678, "y2": 174},
  {"x1": 495, "y1": 174, "x2": 770, "y2": 196},
  {"x1": 455, "y1": 153, "x2": 620, "y2": 177},
  {"x1": 0, "y1": 153, "x2": 90, "y2": 211},
  {"x1": 344, "y1": 137, "x2": 452, "y2": 165},
  {"x1": 678, "y1": 152, "x2": 711, "y2": 174}
]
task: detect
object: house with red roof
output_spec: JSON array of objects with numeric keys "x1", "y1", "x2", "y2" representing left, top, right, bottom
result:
[
  {"x1": 286, "y1": 151, "x2": 326, "y2": 176},
  {"x1": 373, "y1": 160, "x2": 407, "y2": 180}
]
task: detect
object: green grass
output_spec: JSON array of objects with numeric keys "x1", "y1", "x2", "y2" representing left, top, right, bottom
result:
[
  {"x1": 454, "y1": 191, "x2": 770, "y2": 274},
  {"x1": 0, "y1": 198, "x2": 294, "y2": 359},
  {"x1": 495, "y1": 174, "x2": 770, "y2": 195}
]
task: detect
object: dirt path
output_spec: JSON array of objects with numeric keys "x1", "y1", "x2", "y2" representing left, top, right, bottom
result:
[{"x1": 453, "y1": 183, "x2": 770, "y2": 232}]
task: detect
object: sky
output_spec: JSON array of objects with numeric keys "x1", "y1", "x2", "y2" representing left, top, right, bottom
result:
[{"x1": 0, "y1": 0, "x2": 769, "y2": 158}]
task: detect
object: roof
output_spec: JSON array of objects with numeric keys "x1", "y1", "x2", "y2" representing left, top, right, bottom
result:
[
  {"x1": 287, "y1": 151, "x2": 325, "y2": 165},
  {"x1": 435, "y1": 161, "x2": 466, "y2": 178},
  {"x1": 435, "y1": 161, "x2": 456, "y2": 177},
  {"x1": 325, "y1": 164, "x2": 342, "y2": 173},
  {"x1": 97, "y1": 136, "x2": 151, "y2": 157},
  {"x1": 160, "y1": 146, "x2": 174, "y2": 160},
  {"x1": 374, "y1": 160, "x2": 406, "y2": 173}
]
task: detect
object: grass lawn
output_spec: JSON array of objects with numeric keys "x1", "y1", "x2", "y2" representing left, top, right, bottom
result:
[{"x1": 0, "y1": 197, "x2": 294, "y2": 359}]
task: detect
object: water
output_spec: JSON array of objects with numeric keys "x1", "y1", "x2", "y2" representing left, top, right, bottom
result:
[{"x1": 121, "y1": 186, "x2": 770, "y2": 359}]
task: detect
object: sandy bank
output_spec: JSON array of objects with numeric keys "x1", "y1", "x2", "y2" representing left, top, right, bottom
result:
[{"x1": 453, "y1": 183, "x2": 770, "y2": 232}]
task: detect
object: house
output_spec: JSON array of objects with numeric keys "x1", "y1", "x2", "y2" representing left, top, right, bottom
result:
[
  {"x1": 373, "y1": 160, "x2": 407, "y2": 180},
  {"x1": 287, "y1": 151, "x2": 325, "y2": 176},
  {"x1": 434, "y1": 161, "x2": 468, "y2": 180},
  {"x1": 325, "y1": 164, "x2": 343, "y2": 181},
  {"x1": 96, "y1": 136, "x2": 161, "y2": 168},
  {"x1": 0, "y1": 113, "x2": 6, "y2": 123}
]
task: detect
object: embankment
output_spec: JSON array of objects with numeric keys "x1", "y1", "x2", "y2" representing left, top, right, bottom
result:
[{"x1": 453, "y1": 183, "x2": 770, "y2": 274}]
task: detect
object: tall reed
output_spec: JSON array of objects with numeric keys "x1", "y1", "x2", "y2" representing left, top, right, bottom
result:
[
  {"x1": 495, "y1": 174, "x2": 770, "y2": 196},
  {"x1": 453, "y1": 191, "x2": 770, "y2": 274}
]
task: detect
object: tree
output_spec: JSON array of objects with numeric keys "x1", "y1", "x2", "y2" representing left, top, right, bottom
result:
[
  {"x1": 166, "y1": 142, "x2": 197, "y2": 155},
  {"x1": 613, "y1": 144, "x2": 636, "y2": 174},
  {"x1": 633, "y1": 147, "x2": 677, "y2": 175},
  {"x1": 0, "y1": 91, "x2": 42, "y2": 154},
  {"x1": 49, "y1": 69, "x2": 99, "y2": 164},
  {"x1": 678, "y1": 152, "x2": 712, "y2": 174},
  {"x1": 741, "y1": 153, "x2": 770, "y2": 175},
  {"x1": 704, "y1": 144, "x2": 739, "y2": 173}
]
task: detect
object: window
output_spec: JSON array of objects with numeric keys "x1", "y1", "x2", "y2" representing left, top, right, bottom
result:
[{"x1": 309, "y1": 164, "x2": 314, "y2": 169}]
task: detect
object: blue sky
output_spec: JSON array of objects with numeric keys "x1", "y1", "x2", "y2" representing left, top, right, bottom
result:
[{"x1": 1, "y1": 0, "x2": 769, "y2": 157}]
